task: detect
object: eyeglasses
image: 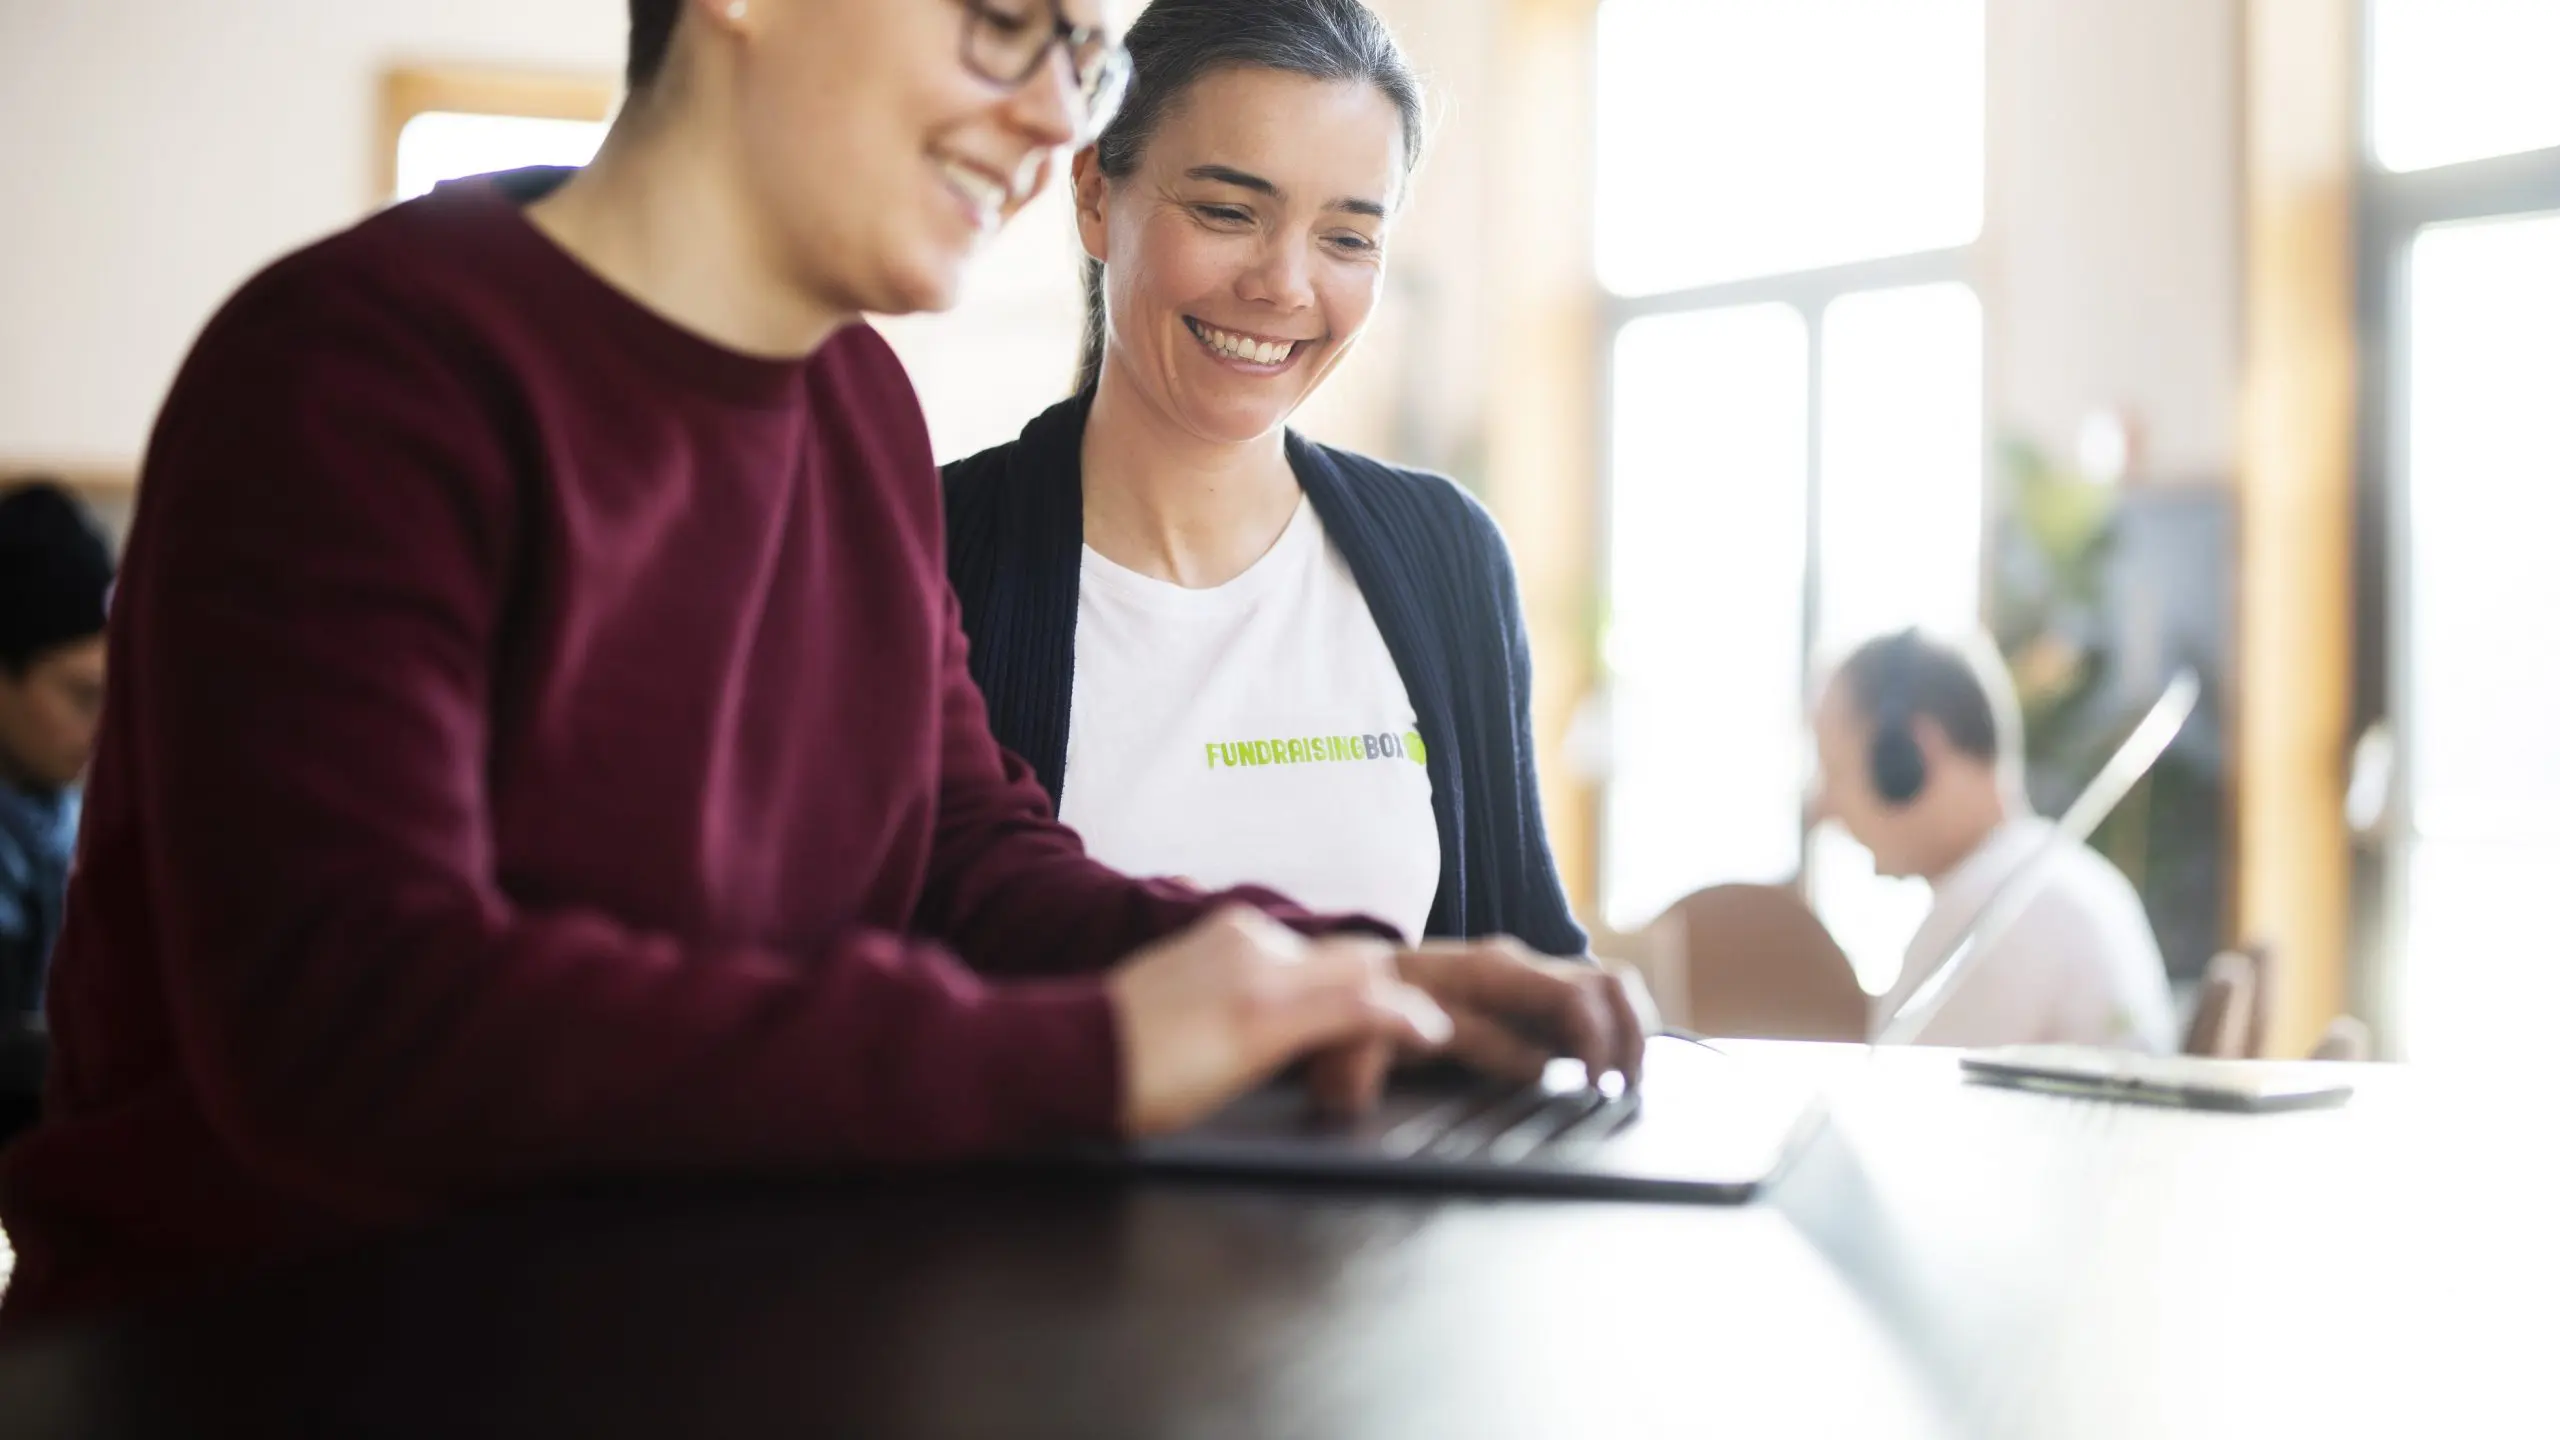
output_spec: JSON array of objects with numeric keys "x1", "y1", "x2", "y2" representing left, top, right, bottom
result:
[{"x1": 959, "y1": 0, "x2": 1133, "y2": 145}]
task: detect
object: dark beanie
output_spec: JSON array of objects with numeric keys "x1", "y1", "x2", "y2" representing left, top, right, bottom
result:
[{"x1": 0, "y1": 482, "x2": 116, "y2": 671}]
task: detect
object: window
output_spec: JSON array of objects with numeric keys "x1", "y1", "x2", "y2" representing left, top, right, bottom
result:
[
  {"x1": 1596, "y1": 0, "x2": 1984, "y2": 295},
  {"x1": 2361, "y1": 2, "x2": 2560, "y2": 1059},
  {"x1": 2370, "y1": 0, "x2": 2560, "y2": 173},
  {"x1": 1604, "y1": 306, "x2": 1809, "y2": 921},
  {"x1": 2388, "y1": 213, "x2": 2560, "y2": 1061},
  {"x1": 1807, "y1": 281, "x2": 1984, "y2": 990},
  {"x1": 376, "y1": 68, "x2": 616, "y2": 203},
  {"x1": 1595, "y1": 0, "x2": 1986, "y2": 995},
  {"x1": 1813, "y1": 283, "x2": 1986, "y2": 654},
  {"x1": 394, "y1": 112, "x2": 606, "y2": 200}
]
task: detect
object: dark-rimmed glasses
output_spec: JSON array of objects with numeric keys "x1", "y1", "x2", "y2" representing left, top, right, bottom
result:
[{"x1": 959, "y1": 0, "x2": 1133, "y2": 146}]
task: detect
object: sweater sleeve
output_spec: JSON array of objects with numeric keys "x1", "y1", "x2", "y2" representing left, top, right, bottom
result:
[
  {"x1": 128, "y1": 267, "x2": 1128, "y2": 1206},
  {"x1": 909, "y1": 589, "x2": 1396, "y2": 977},
  {"x1": 1459, "y1": 498, "x2": 1591, "y2": 959}
]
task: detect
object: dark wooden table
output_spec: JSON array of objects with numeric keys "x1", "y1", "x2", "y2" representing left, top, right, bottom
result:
[{"x1": 0, "y1": 1046, "x2": 2543, "y2": 1438}]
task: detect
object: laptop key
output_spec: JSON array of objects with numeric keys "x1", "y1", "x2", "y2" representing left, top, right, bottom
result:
[
  {"x1": 1419, "y1": 1084, "x2": 1571, "y2": 1163},
  {"x1": 1481, "y1": 1089, "x2": 1614, "y2": 1166},
  {"x1": 1530, "y1": 1091, "x2": 1645, "y2": 1166},
  {"x1": 1377, "y1": 1091, "x2": 1507, "y2": 1160}
]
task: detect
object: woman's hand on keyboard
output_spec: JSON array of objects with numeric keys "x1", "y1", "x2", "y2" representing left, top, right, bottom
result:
[
  {"x1": 1303, "y1": 940, "x2": 1654, "y2": 1116},
  {"x1": 1108, "y1": 907, "x2": 1454, "y2": 1136}
]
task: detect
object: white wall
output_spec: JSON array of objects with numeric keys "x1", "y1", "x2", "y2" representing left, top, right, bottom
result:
[
  {"x1": 0, "y1": 0, "x2": 627, "y2": 470},
  {"x1": 1286, "y1": 0, "x2": 1502, "y2": 475},
  {"x1": 1985, "y1": 0, "x2": 2242, "y2": 483}
]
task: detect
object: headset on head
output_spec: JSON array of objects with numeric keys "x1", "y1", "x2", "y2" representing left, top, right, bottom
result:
[{"x1": 1864, "y1": 628, "x2": 1930, "y2": 807}]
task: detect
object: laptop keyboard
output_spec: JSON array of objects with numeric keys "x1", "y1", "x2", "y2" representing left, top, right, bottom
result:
[
  {"x1": 1377, "y1": 1082, "x2": 1643, "y2": 1166},
  {"x1": 1131, "y1": 1037, "x2": 1818, "y2": 1202}
]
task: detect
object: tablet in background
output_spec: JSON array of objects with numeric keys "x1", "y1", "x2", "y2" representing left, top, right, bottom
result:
[{"x1": 1959, "y1": 1045, "x2": 2356, "y2": 1112}]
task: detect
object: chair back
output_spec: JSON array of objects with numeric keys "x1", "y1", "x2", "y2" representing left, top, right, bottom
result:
[
  {"x1": 2182, "y1": 949, "x2": 2260, "y2": 1057},
  {"x1": 2309, "y1": 1015, "x2": 2373, "y2": 1062},
  {"x1": 1639, "y1": 884, "x2": 1868, "y2": 1042}
]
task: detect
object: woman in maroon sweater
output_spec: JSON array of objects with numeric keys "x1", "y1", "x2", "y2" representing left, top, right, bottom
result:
[{"x1": 0, "y1": 0, "x2": 1642, "y2": 1331}]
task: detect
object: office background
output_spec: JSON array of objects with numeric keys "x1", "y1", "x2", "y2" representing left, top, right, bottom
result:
[{"x1": 3, "y1": 0, "x2": 2553, "y2": 1064}]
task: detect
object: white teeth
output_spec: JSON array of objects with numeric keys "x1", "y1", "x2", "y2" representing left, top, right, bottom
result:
[
  {"x1": 938, "y1": 160, "x2": 1007, "y2": 228},
  {"x1": 1195, "y1": 321, "x2": 1296, "y2": 366}
]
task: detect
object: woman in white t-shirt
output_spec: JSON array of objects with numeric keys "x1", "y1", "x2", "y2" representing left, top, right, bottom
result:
[{"x1": 945, "y1": 0, "x2": 1583, "y2": 955}]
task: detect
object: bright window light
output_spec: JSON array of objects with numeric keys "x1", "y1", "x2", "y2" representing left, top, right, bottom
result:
[
  {"x1": 1595, "y1": 0, "x2": 1985, "y2": 296},
  {"x1": 2403, "y1": 841, "x2": 2560, "y2": 1066},
  {"x1": 1602, "y1": 305, "x2": 1809, "y2": 931},
  {"x1": 1815, "y1": 283, "x2": 1984, "y2": 652},
  {"x1": 2406, "y1": 212, "x2": 2560, "y2": 843},
  {"x1": 395, "y1": 111, "x2": 607, "y2": 200},
  {"x1": 1593, "y1": 5, "x2": 1985, "y2": 949},
  {"x1": 1809, "y1": 281, "x2": 1984, "y2": 992},
  {"x1": 2371, "y1": 0, "x2": 2560, "y2": 174},
  {"x1": 2400, "y1": 211, "x2": 2560, "y2": 1059},
  {"x1": 1807, "y1": 829, "x2": 1934, "y2": 999}
]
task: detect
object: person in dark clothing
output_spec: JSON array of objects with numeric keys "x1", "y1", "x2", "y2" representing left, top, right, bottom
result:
[
  {"x1": 0, "y1": 0, "x2": 1643, "y2": 1332},
  {"x1": 0, "y1": 481, "x2": 113, "y2": 1136},
  {"x1": 945, "y1": 0, "x2": 1587, "y2": 958}
]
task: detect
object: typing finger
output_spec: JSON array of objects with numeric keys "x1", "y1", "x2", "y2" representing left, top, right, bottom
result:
[
  {"x1": 1305, "y1": 1037, "x2": 1396, "y2": 1118},
  {"x1": 1599, "y1": 961, "x2": 1653, "y2": 1085},
  {"x1": 1405, "y1": 942, "x2": 1622, "y2": 1083},
  {"x1": 1437, "y1": 1008, "x2": 1555, "y2": 1086},
  {"x1": 1272, "y1": 939, "x2": 1452, "y2": 1062}
]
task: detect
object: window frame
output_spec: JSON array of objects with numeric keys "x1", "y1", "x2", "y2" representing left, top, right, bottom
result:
[
  {"x1": 2350, "y1": 2, "x2": 2560, "y2": 1049},
  {"x1": 1596, "y1": 235, "x2": 1984, "y2": 928},
  {"x1": 1588, "y1": 0, "x2": 1991, "y2": 934}
]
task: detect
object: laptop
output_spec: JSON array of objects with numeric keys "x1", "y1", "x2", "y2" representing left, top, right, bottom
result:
[{"x1": 1127, "y1": 672, "x2": 2203, "y2": 1202}]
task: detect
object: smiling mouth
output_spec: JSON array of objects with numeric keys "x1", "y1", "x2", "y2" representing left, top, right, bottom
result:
[
  {"x1": 1185, "y1": 317, "x2": 1312, "y2": 369},
  {"x1": 935, "y1": 156, "x2": 1017, "y2": 235}
]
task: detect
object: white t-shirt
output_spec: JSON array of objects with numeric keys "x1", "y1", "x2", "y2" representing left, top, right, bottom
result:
[
  {"x1": 1872, "y1": 818, "x2": 2179, "y2": 1052},
  {"x1": 1057, "y1": 498, "x2": 1442, "y2": 941}
]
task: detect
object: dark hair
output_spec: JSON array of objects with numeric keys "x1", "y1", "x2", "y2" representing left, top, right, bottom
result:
[
  {"x1": 627, "y1": 0, "x2": 682, "y2": 92},
  {"x1": 1075, "y1": 0, "x2": 1427, "y2": 394},
  {"x1": 0, "y1": 480, "x2": 115, "y2": 675},
  {"x1": 1836, "y1": 629, "x2": 2014, "y2": 768}
]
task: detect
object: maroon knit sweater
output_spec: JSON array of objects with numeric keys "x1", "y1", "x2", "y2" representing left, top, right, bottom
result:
[{"x1": 0, "y1": 170, "x2": 1362, "y2": 1332}]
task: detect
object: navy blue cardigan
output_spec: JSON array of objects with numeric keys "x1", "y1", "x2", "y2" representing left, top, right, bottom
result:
[{"x1": 942, "y1": 394, "x2": 1587, "y2": 958}]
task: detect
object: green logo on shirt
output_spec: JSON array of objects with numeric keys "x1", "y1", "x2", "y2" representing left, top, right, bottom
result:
[{"x1": 1205, "y1": 730, "x2": 1429, "y2": 770}]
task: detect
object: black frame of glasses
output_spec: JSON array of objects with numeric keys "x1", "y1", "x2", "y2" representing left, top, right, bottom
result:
[{"x1": 958, "y1": 0, "x2": 1127, "y2": 95}]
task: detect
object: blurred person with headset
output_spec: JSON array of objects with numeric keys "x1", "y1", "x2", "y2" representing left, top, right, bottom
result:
[{"x1": 1809, "y1": 628, "x2": 2177, "y2": 1050}]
